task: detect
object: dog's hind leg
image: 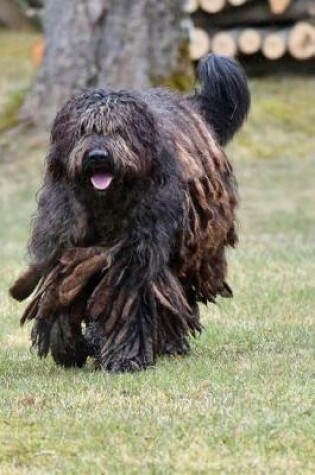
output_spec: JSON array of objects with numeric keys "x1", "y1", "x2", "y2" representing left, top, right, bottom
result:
[{"x1": 160, "y1": 299, "x2": 200, "y2": 358}]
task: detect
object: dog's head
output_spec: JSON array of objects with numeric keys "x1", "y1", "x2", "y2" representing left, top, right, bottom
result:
[{"x1": 48, "y1": 90, "x2": 159, "y2": 195}]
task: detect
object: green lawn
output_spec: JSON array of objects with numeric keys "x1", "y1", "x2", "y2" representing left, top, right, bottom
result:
[{"x1": 0, "y1": 32, "x2": 314, "y2": 474}]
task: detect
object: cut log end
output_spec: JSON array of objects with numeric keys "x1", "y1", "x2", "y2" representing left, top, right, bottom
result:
[
  {"x1": 228, "y1": 0, "x2": 248, "y2": 6},
  {"x1": 183, "y1": 0, "x2": 199, "y2": 14},
  {"x1": 212, "y1": 31, "x2": 238, "y2": 57},
  {"x1": 189, "y1": 27, "x2": 210, "y2": 60},
  {"x1": 262, "y1": 32, "x2": 287, "y2": 60},
  {"x1": 288, "y1": 22, "x2": 315, "y2": 60},
  {"x1": 268, "y1": 0, "x2": 292, "y2": 15},
  {"x1": 239, "y1": 28, "x2": 262, "y2": 55},
  {"x1": 199, "y1": 0, "x2": 226, "y2": 14}
]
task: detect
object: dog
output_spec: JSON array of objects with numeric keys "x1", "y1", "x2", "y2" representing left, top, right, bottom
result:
[{"x1": 10, "y1": 54, "x2": 250, "y2": 372}]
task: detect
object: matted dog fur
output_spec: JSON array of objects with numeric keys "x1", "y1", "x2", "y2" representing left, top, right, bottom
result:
[{"x1": 10, "y1": 54, "x2": 250, "y2": 372}]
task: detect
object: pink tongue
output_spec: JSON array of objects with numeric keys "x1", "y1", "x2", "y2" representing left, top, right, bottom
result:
[{"x1": 90, "y1": 172, "x2": 113, "y2": 190}]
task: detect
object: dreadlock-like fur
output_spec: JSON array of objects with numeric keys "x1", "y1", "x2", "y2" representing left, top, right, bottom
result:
[{"x1": 10, "y1": 54, "x2": 250, "y2": 372}]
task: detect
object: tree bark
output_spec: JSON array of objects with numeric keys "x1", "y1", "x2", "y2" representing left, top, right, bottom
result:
[{"x1": 22, "y1": 0, "x2": 192, "y2": 127}]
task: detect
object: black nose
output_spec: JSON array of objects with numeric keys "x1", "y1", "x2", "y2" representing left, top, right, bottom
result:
[{"x1": 87, "y1": 149, "x2": 109, "y2": 161}]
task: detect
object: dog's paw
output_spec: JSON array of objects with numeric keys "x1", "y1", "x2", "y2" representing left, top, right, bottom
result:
[
  {"x1": 104, "y1": 357, "x2": 147, "y2": 373},
  {"x1": 50, "y1": 318, "x2": 88, "y2": 368},
  {"x1": 84, "y1": 322, "x2": 101, "y2": 359},
  {"x1": 163, "y1": 337, "x2": 191, "y2": 357}
]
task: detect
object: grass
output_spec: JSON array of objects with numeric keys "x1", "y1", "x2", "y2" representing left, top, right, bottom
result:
[
  {"x1": 0, "y1": 29, "x2": 40, "y2": 131},
  {"x1": 0, "y1": 87, "x2": 28, "y2": 132},
  {"x1": 0, "y1": 32, "x2": 314, "y2": 474}
]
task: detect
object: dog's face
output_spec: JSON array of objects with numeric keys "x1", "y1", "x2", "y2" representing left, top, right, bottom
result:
[{"x1": 49, "y1": 90, "x2": 158, "y2": 195}]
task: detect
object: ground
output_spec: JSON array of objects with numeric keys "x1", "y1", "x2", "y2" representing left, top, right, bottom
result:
[{"x1": 0, "y1": 31, "x2": 314, "y2": 474}]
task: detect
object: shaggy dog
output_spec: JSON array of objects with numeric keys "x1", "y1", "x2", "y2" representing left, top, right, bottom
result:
[{"x1": 10, "y1": 54, "x2": 250, "y2": 372}]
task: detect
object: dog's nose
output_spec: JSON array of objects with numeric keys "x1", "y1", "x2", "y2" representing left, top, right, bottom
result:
[{"x1": 87, "y1": 149, "x2": 109, "y2": 161}]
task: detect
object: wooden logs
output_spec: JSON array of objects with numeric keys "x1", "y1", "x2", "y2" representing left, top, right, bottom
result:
[
  {"x1": 188, "y1": 24, "x2": 315, "y2": 61},
  {"x1": 193, "y1": 0, "x2": 314, "y2": 28},
  {"x1": 189, "y1": 27, "x2": 211, "y2": 60},
  {"x1": 238, "y1": 28, "x2": 262, "y2": 55},
  {"x1": 183, "y1": 0, "x2": 199, "y2": 14},
  {"x1": 199, "y1": 0, "x2": 226, "y2": 14},
  {"x1": 262, "y1": 30, "x2": 288, "y2": 59},
  {"x1": 288, "y1": 22, "x2": 315, "y2": 60},
  {"x1": 187, "y1": 0, "x2": 315, "y2": 65},
  {"x1": 212, "y1": 30, "x2": 238, "y2": 57},
  {"x1": 268, "y1": 0, "x2": 292, "y2": 15},
  {"x1": 227, "y1": 0, "x2": 250, "y2": 6}
]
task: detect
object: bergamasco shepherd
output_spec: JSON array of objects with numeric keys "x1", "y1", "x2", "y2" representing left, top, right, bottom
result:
[{"x1": 10, "y1": 54, "x2": 250, "y2": 372}]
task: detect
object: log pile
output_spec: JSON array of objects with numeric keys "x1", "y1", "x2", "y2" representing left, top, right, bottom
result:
[{"x1": 186, "y1": 0, "x2": 315, "y2": 68}]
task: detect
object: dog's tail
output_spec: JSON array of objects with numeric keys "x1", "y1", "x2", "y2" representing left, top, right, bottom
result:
[{"x1": 193, "y1": 54, "x2": 250, "y2": 145}]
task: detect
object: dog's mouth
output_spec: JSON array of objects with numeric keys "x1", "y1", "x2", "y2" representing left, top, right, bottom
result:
[{"x1": 90, "y1": 170, "x2": 113, "y2": 191}]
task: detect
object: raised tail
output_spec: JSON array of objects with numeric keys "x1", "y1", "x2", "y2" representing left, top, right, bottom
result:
[{"x1": 192, "y1": 54, "x2": 250, "y2": 145}]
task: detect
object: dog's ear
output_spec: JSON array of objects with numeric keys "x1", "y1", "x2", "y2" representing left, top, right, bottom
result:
[
  {"x1": 48, "y1": 91, "x2": 89, "y2": 178},
  {"x1": 190, "y1": 54, "x2": 250, "y2": 146}
]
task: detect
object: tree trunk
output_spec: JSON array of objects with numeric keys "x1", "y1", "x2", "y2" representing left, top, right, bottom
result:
[{"x1": 22, "y1": 0, "x2": 192, "y2": 127}]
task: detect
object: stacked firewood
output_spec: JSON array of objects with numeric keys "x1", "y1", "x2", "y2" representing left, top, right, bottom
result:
[{"x1": 186, "y1": 0, "x2": 315, "y2": 63}]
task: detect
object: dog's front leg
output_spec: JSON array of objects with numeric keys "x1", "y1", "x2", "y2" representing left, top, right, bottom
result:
[
  {"x1": 87, "y1": 231, "x2": 201, "y2": 372},
  {"x1": 87, "y1": 240, "x2": 164, "y2": 372},
  {"x1": 49, "y1": 290, "x2": 91, "y2": 368},
  {"x1": 86, "y1": 178, "x2": 193, "y2": 372}
]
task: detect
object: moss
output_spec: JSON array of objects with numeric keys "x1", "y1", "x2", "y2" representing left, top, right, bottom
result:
[
  {"x1": 151, "y1": 42, "x2": 195, "y2": 92},
  {"x1": 152, "y1": 70, "x2": 195, "y2": 92},
  {"x1": 0, "y1": 88, "x2": 27, "y2": 132}
]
